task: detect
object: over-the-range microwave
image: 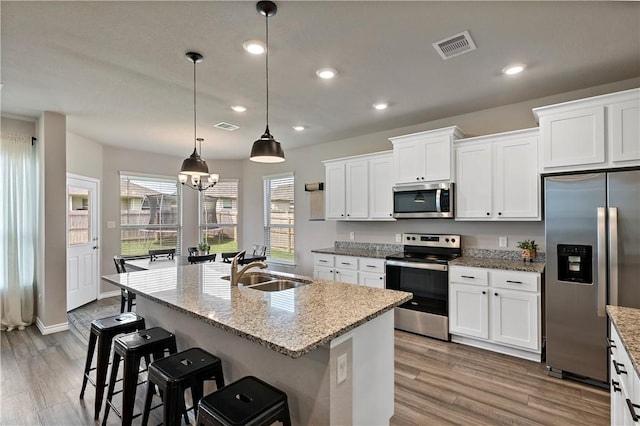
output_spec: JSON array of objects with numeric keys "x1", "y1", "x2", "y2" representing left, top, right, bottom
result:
[{"x1": 392, "y1": 182, "x2": 454, "y2": 219}]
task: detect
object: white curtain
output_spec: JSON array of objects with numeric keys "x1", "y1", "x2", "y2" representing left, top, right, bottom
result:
[{"x1": 0, "y1": 132, "x2": 38, "y2": 331}]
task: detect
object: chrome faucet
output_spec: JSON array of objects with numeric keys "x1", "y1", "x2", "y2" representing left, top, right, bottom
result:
[{"x1": 230, "y1": 250, "x2": 268, "y2": 286}]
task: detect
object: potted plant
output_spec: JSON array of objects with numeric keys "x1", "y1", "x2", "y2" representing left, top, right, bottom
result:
[
  {"x1": 517, "y1": 240, "x2": 538, "y2": 262},
  {"x1": 197, "y1": 241, "x2": 210, "y2": 255}
]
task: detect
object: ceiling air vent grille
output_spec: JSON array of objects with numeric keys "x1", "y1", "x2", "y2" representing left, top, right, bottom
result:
[
  {"x1": 214, "y1": 121, "x2": 239, "y2": 131},
  {"x1": 433, "y1": 30, "x2": 476, "y2": 60}
]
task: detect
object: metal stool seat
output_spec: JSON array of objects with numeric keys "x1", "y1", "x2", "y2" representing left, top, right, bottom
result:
[
  {"x1": 102, "y1": 327, "x2": 177, "y2": 426},
  {"x1": 196, "y1": 376, "x2": 291, "y2": 426},
  {"x1": 142, "y1": 347, "x2": 225, "y2": 426},
  {"x1": 79, "y1": 312, "x2": 146, "y2": 419}
]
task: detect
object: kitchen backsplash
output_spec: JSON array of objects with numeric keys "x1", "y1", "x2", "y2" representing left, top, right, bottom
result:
[{"x1": 334, "y1": 241, "x2": 402, "y2": 253}]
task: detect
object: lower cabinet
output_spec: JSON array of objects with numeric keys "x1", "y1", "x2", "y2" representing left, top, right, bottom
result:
[
  {"x1": 449, "y1": 265, "x2": 541, "y2": 360},
  {"x1": 313, "y1": 253, "x2": 385, "y2": 288},
  {"x1": 610, "y1": 323, "x2": 640, "y2": 425}
]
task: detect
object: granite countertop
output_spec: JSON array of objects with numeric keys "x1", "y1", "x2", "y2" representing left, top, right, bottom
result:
[
  {"x1": 449, "y1": 256, "x2": 546, "y2": 273},
  {"x1": 607, "y1": 305, "x2": 640, "y2": 377},
  {"x1": 102, "y1": 263, "x2": 411, "y2": 359},
  {"x1": 311, "y1": 247, "x2": 398, "y2": 259}
]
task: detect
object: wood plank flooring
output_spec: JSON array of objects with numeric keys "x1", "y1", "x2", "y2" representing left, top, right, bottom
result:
[{"x1": 1, "y1": 298, "x2": 609, "y2": 425}]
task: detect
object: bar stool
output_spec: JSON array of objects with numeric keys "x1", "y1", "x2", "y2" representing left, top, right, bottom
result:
[
  {"x1": 102, "y1": 327, "x2": 177, "y2": 426},
  {"x1": 141, "y1": 347, "x2": 225, "y2": 426},
  {"x1": 79, "y1": 312, "x2": 146, "y2": 420},
  {"x1": 196, "y1": 376, "x2": 291, "y2": 426}
]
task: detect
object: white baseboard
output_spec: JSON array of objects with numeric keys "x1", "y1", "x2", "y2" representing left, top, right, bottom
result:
[
  {"x1": 99, "y1": 290, "x2": 120, "y2": 299},
  {"x1": 35, "y1": 317, "x2": 69, "y2": 335},
  {"x1": 451, "y1": 334, "x2": 541, "y2": 362}
]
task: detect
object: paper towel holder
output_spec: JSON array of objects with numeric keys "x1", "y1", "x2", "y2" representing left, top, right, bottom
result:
[{"x1": 304, "y1": 182, "x2": 324, "y2": 192}]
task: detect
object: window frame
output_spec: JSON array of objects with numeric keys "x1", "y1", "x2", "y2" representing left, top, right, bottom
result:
[
  {"x1": 119, "y1": 171, "x2": 183, "y2": 256},
  {"x1": 198, "y1": 178, "x2": 239, "y2": 253},
  {"x1": 263, "y1": 172, "x2": 295, "y2": 265}
]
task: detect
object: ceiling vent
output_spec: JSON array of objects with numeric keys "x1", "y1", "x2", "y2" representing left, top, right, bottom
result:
[
  {"x1": 433, "y1": 30, "x2": 476, "y2": 60},
  {"x1": 214, "y1": 121, "x2": 239, "y2": 131}
]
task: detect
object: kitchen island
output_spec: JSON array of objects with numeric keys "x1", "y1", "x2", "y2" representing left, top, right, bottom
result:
[{"x1": 102, "y1": 262, "x2": 411, "y2": 425}]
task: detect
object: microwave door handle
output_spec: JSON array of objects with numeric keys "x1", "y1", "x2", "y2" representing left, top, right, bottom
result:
[{"x1": 435, "y1": 189, "x2": 442, "y2": 213}]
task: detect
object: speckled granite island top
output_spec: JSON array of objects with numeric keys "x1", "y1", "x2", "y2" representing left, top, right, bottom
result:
[
  {"x1": 102, "y1": 262, "x2": 411, "y2": 359},
  {"x1": 607, "y1": 305, "x2": 640, "y2": 377},
  {"x1": 449, "y1": 256, "x2": 546, "y2": 273}
]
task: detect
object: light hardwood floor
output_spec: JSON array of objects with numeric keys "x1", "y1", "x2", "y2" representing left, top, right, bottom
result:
[{"x1": 1, "y1": 299, "x2": 609, "y2": 425}]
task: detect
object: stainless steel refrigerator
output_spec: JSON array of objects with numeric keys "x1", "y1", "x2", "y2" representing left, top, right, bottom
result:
[{"x1": 545, "y1": 169, "x2": 640, "y2": 384}]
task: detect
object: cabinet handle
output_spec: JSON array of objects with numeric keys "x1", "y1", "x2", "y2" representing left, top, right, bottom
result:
[
  {"x1": 416, "y1": 177, "x2": 420, "y2": 181},
  {"x1": 341, "y1": 214, "x2": 344, "y2": 217},
  {"x1": 341, "y1": 262, "x2": 351, "y2": 265},
  {"x1": 482, "y1": 291, "x2": 486, "y2": 295},
  {"x1": 626, "y1": 399, "x2": 639, "y2": 422},
  {"x1": 347, "y1": 214, "x2": 350, "y2": 217},
  {"x1": 461, "y1": 275, "x2": 475, "y2": 279},
  {"x1": 506, "y1": 280, "x2": 523, "y2": 284},
  {"x1": 613, "y1": 360, "x2": 627, "y2": 375},
  {"x1": 607, "y1": 337, "x2": 617, "y2": 355},
  {"x1": 389, "y1": 213, "x2": 392, "y2": 216},
  {"x1": 494, "y1": 292, "x2": 499, "y2": 296},
  {"x1": 366, "y1": 264, "x2": 376, "y2": 267},
  {"x1": 498, "y1": 212, "x2": 502, "y2": 216},
  {"x1": 421, "y1": 177, "x2": 425, "y2": 180},
  {"x1": 335, "y1": 271, "x2": 340, "y2": 274},
  {"x1": 611, "y1": 379, "x2": 622, "y2": 393},
  {"x1": 379, "y1": 276, "x2": 383, "y2": 280},
  {"x1": 319, "y1": 260, "x2": 328, "y2": 263},
  {"x1": 486, "y1": 212, "x2": 490, "y2": 216}
]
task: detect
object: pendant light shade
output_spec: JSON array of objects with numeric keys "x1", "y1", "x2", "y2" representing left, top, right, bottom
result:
[
  {"x1": 178, "y1": 52, "x2": 219, "y2": 190},
  {"x1": 250, "y1": 0, "x2": 285, "y2": 163}
]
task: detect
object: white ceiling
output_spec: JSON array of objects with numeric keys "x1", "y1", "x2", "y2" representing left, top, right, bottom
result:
[{"x1": 2, "y1": 1, "x2": 639, "y2": 160}]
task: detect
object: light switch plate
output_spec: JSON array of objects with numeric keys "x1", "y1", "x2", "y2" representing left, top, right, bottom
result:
[
  {"x1": 349, "y1": 232, "x2": 355, "y2": 240},
  {"x1": 499, "y1": 237, "x2": 508, "y2": 248},
  {"x1": 337, "y1": 353, "x2": 347, "y2": 384},
  {"x1": 395, "y1": 233, "x2": 402, "y2": 243}
]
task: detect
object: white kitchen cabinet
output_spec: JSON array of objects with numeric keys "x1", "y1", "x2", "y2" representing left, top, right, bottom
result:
[
  {"x1": 455, "y1": 128, "x2": 539, "y2": 220},
  {"x1": 389, "y1": 126, "x2": 464, "y2": 185},
  {"x1": 449, "y1": 265, "x2": 541, "y2": 361},
  {"x1": 313, "y1": 253, "x2": 386, "y2": 287},
  {"x1": 610, "y1": 322, "x2": 640, "y2": 425},
  {"x1": 533, "y1": 88, "x2": 640, "y2": 173},
  {"x1": 323, "y1": 151, "x2": 394, "y2": 221}
]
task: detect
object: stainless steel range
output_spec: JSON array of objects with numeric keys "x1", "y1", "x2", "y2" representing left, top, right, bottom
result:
[{"x1": 385, "y1": 233, "x2": 461, "y2": 340}]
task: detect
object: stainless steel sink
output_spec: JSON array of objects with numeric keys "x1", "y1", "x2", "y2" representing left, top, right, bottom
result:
[
  {"x1": 220, "y1": 273, "x2": 277, "y2": 285},
  {"x1": 248, "y1": 279, "x2": 311, "y2": 292}
]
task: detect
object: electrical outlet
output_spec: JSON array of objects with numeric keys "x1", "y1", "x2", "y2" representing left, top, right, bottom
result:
[
  {"x1": 337, "y1": 353, "x2": 348, "y2": 384},
  {"x1": 499, "y1": 237, "x2": 508, "y2": 248},
  {"x1": 349, "y1": 232, "x2": 355, "y2": 241},
  {"x1": 395, "y1": 233, "x2": 402, "y2": 243}
]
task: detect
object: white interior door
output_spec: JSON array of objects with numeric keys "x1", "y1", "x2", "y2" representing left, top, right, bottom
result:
[{"x1": 66, "y1": 175, "x2": 100, "y2": 311}]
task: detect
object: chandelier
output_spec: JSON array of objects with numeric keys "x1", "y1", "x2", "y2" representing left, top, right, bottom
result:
[{"x1": 178, "y1": 51, "x2": 219, "y2": 191}]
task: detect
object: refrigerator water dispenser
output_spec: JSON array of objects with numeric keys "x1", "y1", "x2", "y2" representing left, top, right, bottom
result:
[{"x1": 557, "y1": 244, "x2": 592, "y2": 284}]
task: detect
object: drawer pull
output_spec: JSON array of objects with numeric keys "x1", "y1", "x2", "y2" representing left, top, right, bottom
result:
[
  {"x1": 607, "y1": 337, "x2": 617, "y2": 355},
  {"x1": 319, "y1": 260, "x2": 328, "y2": 263},
  {"x1": 340, "y1": 262, "x2": 352, "y2": 265},
  {"x1": 482, "y1": 291, "x2": 486, "y2": 295},
  {"x1": 613, "y1": 360, "x2": 627, "y2": 375},
  {"x1": 461, "y1": 275, "x2": 476, "y2": 279},
  {"x1": 626, "y1": 399, "x2": 639, "y2": 422},
  {"x1": 506, "y1": 280, "x2": 523, "y2": 284},
  {"x1": 611, "y1": 378, "x2": 622, "y2": 393},
  {"x1": 366, "y1": 264, "x2": 376, "y2": 268}
]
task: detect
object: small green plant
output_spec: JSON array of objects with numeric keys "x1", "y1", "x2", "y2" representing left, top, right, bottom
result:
[
  {"x1": 517, "y1": 240, "x2": 538, "y2": 250},
  {"x1": 197, "y1": 241, "x2": 210, "y2": 253}
]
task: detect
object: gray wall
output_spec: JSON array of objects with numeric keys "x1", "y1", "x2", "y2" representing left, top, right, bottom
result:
[
  {"x1": 67, "y1": 132, "x2": 103, "y2": 180},
  {"x1": 2, "y1": 116, "x2": 36, "y2": 135},
  {"x1": 240, "y1": 78, "x2": 640, "y2": 277}
]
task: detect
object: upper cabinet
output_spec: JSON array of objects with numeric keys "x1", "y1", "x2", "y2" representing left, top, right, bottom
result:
[
  {"x1": 389, "y1": 126, "x2": 464, "y2": 185},
  {"x1": 533, "y1": 88, "x2": 640, "y2": 173},
  {"x1": 455, "y1": 128, "x2": 540, "y2": 221},
  {"x1": 323, "y1": 151, "x2": 395, "y2": 221}
]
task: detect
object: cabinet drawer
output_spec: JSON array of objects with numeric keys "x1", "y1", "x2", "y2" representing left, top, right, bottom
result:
[
  {"x1": 335, "y1": 255, "x2": 358, "y2": 270},
  {"x1": 491, "y1": 270, "x2": 539, "y2": 293},
  {"x1": 359, "y1": 257, "x2": 385, "y2": 273},
  {"x1": 314, "y1": 253, "x2": 334, "y2": 267},
  {"x1": 610, "y1": 323, "x2": 635, "y2": 396},
  {"x1": 450, "y1": 266, "x2": 488, "y2": 286}
]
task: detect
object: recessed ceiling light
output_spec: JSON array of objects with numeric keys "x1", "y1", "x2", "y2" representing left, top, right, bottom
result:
[
  {"x1": 231, "y1": 105, "x2": 247, "y2": 112},
  {"x1": 503, "y1": 64, "x2": 525, "y2": 75},
  {"x1": 243, "y1": 40, "x2": 265, "y2": 55},
  {"x1": 373, "y1": 102, "x2": 389, "y2": 110},
  {"x1": 316, "y1": 68, "x2": 337, "y2": 79},
  {"x1": 292, "y1": 126, "x2": 305, "y2": 131}
]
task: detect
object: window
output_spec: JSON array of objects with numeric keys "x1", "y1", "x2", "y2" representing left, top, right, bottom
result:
[
  {"x1": 120, "y1": 173, "x2": 181, "y2": 256},
  {"x1": 263, "y1": 173, "x2": 294, "y2": 263},
  {"x1": 199, "y1": 179, "x2": 239, "y2": 252}
]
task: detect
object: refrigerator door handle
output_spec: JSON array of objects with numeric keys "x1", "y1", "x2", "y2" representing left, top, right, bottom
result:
[
  {"x1": 597, "y1": 207, "x2": 607, "y2": 317},
  {"x1": 609, "y1": 207, "x2": 619, "y2": 306}
]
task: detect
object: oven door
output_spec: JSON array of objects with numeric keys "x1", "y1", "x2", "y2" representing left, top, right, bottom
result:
[
  {"x1": 392, "y1": 183, "x2": 453, "y2": 218},
  {"x1": 385, "y1": 260, "x2": 448, "y2": 316}
]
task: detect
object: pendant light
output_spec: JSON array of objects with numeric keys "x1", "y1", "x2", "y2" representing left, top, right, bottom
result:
[
  {"x1": 178, "y1": 51, "x2": 219, "y2": 190},
  {"x1": 250, "y1": 0, "x2": 285, "y2": 163}
]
